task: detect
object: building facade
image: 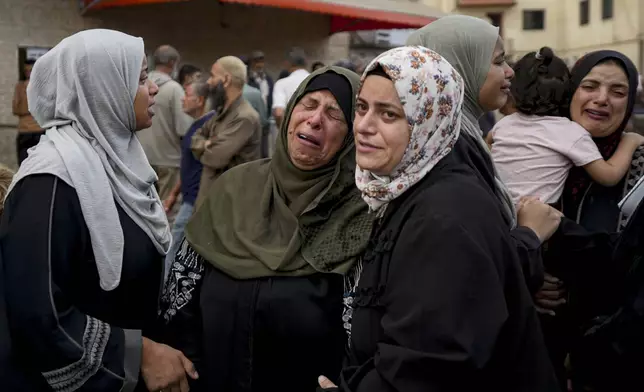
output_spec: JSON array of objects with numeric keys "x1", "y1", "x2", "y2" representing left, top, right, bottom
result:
[
  {"x1": 0, "y1": 0, "x2": 440, "y2": 168},
  {"x1": 423, "y1": 0, "x2": 644, "y2": 68}
]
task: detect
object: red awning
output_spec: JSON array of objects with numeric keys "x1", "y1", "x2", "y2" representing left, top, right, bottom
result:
[
  {"x1": 219, "y1": 0, "x2": 441, "y2": 32},
  {"x1": 457, "y1": 0, "x2": 515, "y2": 6},
  {"x1": 82, "y1": 0, "x2": 442, "y2": 32},
  {"x1": 81, "y1": 0, "x2": 189, "y2": 13}
]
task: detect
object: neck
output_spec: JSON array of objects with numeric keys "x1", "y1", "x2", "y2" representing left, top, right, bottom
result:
[
  {"x1": 223, "y1": 88, "x2": 242, "y2": 112},
  {"x1": 155, "y1": 65, "x2": 173, "y2": 75},
  {"x1": 191, "y1": 106, "x2": 206, "y2": 119}
]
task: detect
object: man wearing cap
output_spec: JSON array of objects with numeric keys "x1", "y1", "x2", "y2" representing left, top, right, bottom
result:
[{"x1": 248, "y1": 51, "x2": 274, "y2": 111}]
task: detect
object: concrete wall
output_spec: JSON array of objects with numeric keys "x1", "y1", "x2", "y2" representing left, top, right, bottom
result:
[{"x1": 0, "y1": 0, "x2": 349, "y2": 168}]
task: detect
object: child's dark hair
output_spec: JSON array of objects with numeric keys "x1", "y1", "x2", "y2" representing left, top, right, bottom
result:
[{"x1": 511, "y1": 47, "x2": 571, "y2": 117}]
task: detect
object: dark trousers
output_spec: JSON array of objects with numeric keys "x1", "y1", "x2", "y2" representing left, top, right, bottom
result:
[{"x1": 16, "y1": 132, "x2": 45, "y2": 166}]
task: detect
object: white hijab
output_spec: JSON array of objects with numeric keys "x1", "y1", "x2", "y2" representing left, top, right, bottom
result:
[{"x1": 8, "y1": 29, "x2": 171, "y2": 291}]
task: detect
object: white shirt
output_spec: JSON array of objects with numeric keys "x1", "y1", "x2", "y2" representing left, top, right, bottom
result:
[{"x1": 271, "y1": 69, "x2": 310, "y2": 111}]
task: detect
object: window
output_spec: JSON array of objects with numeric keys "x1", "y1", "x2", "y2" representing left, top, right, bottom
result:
[
  {"x1": 602, "y1": 0, "x2": 613, "y2": 19},
  {"x1": 580, "y1": 0, "x2": 590, "y2": 25},
  {"x1": 17, "y1": 46, "x2": 50, "y2": 81},
  {"x1": 523, "y1": 10, "x2": 545, "y2": 31},
  {"x1": 487, "y1": 12, "x2": 503, "y2": 36}
]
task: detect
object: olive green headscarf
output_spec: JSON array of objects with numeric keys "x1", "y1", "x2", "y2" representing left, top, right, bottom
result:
[
  {"x1": 184, "y1": 66, "x2": 374, "y2": 279},
  {"x1": 407, "y1": 15, "x2": 517, "y2": 227}
]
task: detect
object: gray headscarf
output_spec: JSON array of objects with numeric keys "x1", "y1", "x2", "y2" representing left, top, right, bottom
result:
[
  {"x1": 407, "y1": 15, "x2": 517, "y2": 227},
  {"x1": 8, "y1": 29, "x2": 171, "y2": 291}
]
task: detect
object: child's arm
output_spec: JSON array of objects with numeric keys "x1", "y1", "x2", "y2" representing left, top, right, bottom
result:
[
  {"x1": 583, "y1": 133, "x2": 644, "y2": 186},
  {"x1": 485, "y1": 131, "x2": 494, "y2": 149}
]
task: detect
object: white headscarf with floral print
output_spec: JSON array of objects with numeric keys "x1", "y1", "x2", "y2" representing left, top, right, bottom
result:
[{"x1": 355, "y1": 46, "x2": 464, "y2": 215}]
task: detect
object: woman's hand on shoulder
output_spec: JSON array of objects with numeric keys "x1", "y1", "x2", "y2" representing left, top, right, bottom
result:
[{"x1": 517, "y1": 197, "x2": 563, "y2": 244}]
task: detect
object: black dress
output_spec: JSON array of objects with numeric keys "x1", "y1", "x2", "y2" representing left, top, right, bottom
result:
[
  {"x1": 336, "y1": 137, "x2": 560, "y2": 392},
  {"x1": 159, "y1": 241, "x2": 347, "y2": 392},
  {"x1": 539, "y1": 147, "x2": 644, "y2": 390},
  {"x1": 0, "y1": 174, "x2": 163, "y2": 391}
]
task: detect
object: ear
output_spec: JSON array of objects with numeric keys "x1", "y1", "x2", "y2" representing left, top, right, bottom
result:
[
  {"x1": 197, "y1": 96, "x2": 206, "y2": 107},
  {"x1": 223, "y1": 74, "x2": 233, "y2": 88}
]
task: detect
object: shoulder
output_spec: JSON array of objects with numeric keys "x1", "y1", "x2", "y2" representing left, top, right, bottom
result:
[
  {"x1": 213, "y1": 159, "x2": 269, "y2": 192},
  {"x1": 167, "y1": 80, "x2": 185, "y2": 95},
  {"x1": 490, "y1": 113, "x2": 525, "y2": 135},
  {"x1": 245, "y1": 85, "x2": 262, "y2": 96},
  {"x1": 398, "y1": 170, "x2": 509, "y2": 236},
  {"x1": 8, "y1": 174, "x2": 76, "y2": 204},
  {"x1": 196, "y1": 111, "x2": 216, "y2": 127},
  {"x1": 273, "y1": 78, "x2": 286, "y2": 89},
  {"x1": 237, "y1": 101, "x2": 260, "y2": 123},
  {"x1": 4, "y1": 174, "x2": 81, "y2": 226}
]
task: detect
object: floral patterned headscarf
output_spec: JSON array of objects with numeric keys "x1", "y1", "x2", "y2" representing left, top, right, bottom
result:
[{"x1": 355, "y1": 46, "x2": 464, "y2": 215}]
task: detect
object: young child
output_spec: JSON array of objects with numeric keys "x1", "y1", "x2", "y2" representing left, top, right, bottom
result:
[{"x1": 489, "y1": 47, "x2": 644, "y2": 206}]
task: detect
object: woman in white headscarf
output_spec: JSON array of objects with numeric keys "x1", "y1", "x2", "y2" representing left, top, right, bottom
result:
[
  {"x1": 317, "y1": 46, "x2": 559, "y2": 392},
  {"x1": 406, "y1": 15, "x2": 563, "y2": 295},
  {"x1": 0, "y1": 30, "x2": 197, "y2": 392}
]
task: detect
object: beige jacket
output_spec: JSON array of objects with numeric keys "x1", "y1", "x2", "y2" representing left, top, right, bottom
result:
[
  {"x1": 137, "y1": 71, "x2": 192, "y2": 167},
  {"x1": 192, "y1": 97, "x2": 261, "y2": 207}
]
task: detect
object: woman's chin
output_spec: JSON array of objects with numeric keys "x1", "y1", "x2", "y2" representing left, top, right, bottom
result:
[{"x1": 134, "y1": 119, "x2": 153, "y2": 132}]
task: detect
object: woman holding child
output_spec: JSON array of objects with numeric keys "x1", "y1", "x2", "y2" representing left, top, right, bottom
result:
[
  {"x1": 491, "y1": 46, "x2": 642, "y2": 390},
  {"x1": 546, "y1": 50, "x2": 643, "y2": 391}
]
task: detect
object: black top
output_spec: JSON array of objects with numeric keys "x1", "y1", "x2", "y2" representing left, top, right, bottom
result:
[
  {"x1": 0, "y1": 174, "x2": 163, "y2": 391},
  {"x1": 335, "y1": 137, "x2": 560, "y2": 392},
  {"x1": 159, "y1": 241, "x2": 346, "y2": 392}
]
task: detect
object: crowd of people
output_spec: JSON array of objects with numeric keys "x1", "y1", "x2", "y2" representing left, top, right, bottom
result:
[{"x1": 2, "y1": 12, "x2": 644, "y2": 392}]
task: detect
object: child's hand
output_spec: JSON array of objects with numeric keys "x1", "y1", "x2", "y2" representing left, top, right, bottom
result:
[{"x1": 622, "y1": 132, "x2": 644, "y2": 147}]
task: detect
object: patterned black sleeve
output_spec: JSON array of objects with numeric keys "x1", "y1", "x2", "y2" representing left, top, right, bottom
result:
[
  {"x1": 158, "y1": 237, "x2": 205, "y2": 379},
  {"x1": 159, "y1": 238, "x2": 204, "y2": 324},
  {"x1": 1, "y1": 175, "x2": 141, "y2": 392}
]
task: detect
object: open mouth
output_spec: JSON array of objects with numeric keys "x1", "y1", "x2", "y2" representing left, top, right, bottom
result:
[
  {"x1": 585, "y1": 108, "x2": 609, "y2": 120},
  {"x1": 297, "y1": 132, "x2": 321, "y2": 148}
]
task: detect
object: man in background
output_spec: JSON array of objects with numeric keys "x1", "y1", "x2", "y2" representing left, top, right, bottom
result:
[
  {"x1": 247, "y1": 51, "x2": 274, "y2": 111},
  {"x1": 192, "y1": 56, "x2": 261, "y2": 207},
  {"x1": 163, "y1": 76, "x2": 214, "y2": 277},
  {"x1": 241, "y1": 55, "x2": 270, "y2": 157},
  {"x1": 243, "y1": 83, "x2": 269, "y2": 156},
  {"x1": 272, "y1": 48, "x2": 310, "y2": 128},
  {"x1": 137, "y1": 45, "x2": 192, "y2": 221}
]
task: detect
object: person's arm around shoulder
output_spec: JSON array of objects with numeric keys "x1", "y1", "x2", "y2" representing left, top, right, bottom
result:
[{"x1": 582, "y1": 132, "x2": 644, "y2": 186}]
